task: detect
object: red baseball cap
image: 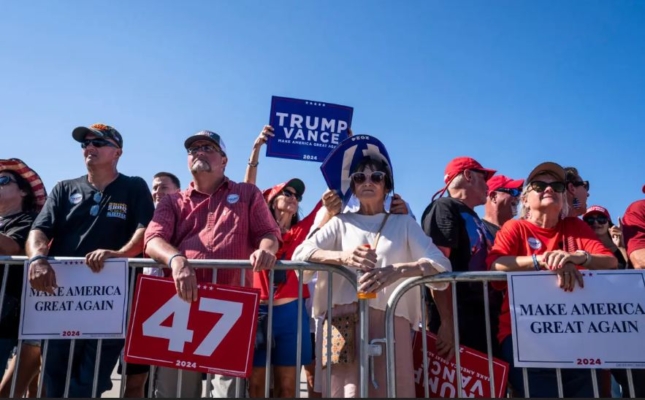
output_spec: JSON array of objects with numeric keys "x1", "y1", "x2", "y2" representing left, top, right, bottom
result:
[
  {"x1": 583, "y1": 205, "x2": 612, "y2": 222},
  {"x1": 263, "y1": 178, "x2": 305, "y2": 203},
  {"x1": 432, "y1": 157, "x2": 496, "y2": 200},
  {"x1": 487, "y1": 175, "x2": 524, "y2": 195}
]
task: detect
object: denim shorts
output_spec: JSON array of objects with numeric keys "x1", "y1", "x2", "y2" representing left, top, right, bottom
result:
[{"x1": 253, "y1": 301, "x2": 312, "y2": 367}]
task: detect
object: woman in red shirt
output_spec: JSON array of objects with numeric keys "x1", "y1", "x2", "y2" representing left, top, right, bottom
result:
[{"x1": 487, "y1": 161, "x2": 616, "y2": 398}]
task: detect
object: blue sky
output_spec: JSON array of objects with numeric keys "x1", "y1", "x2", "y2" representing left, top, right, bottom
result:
[{"x1": 1, "y1": 0, "x2": 644, "y2": 221}]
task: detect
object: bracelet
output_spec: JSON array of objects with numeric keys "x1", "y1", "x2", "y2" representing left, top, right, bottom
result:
[
  {"x1": 576, "y1": 250, "x2": 591, "y2": 267},
  {"x1": 532, "y1": 254, "x2": 540, "y2": 271},
  {"x1": 248, "y1": 161, "x2": 259, "y2": 167},
  {"x1": 167, "y1": 253, "x2": 185, "y2": 268},
  {"x1": 28, "y1": 255, "x2": 48, "y2": 266}
]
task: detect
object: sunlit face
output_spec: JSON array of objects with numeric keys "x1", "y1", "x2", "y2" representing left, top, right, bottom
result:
[
  {"x1": 524, "y1": 173, "x2": 565, "y2": 214},
  {"x1": 352, "y1": 166, "x2": 386, "y2": 203},
  {"x1": 465, "y1": 170, "x2": 489, "y2": 206},
  {"x1": 0, "y1": 172, "x2": 25, "y2": 208},
  {"x1": 491, "y1": 189, "x2": 520, "y2": 222},
  {"x1": 569, "y1": 175, "x2": 589, "y2": 210},
  {"x1": 151, "y1": 176, "x2": 179, "y2": 206},
  {"x1": 186, "y1": 140, "x2": 227, "y2": 176},
  {"x1": 81, "y1": 133, "x2": 121, "y2": 167},
  {"x1": 272, "y1": 186, "x2": 299, "y2": 216}
]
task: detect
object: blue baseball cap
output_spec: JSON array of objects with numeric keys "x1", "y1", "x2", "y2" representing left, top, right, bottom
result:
[{"x1": 184, "y1": 130, "x2": 227, "y2": 155}]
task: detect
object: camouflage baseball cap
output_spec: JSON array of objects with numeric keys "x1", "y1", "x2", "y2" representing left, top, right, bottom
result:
[{"x1": 72, "y1": 123, "x2": 123, "y2": 148}]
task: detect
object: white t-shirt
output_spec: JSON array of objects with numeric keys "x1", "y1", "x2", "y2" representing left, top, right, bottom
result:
[{"x1": 292, "y1": 212, "x2": 451, "y2": 328}]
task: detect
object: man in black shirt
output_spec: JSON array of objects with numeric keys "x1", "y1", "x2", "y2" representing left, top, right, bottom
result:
[
  {"x1": 421, "y1": 156, "x2": 498, "y2": 359},
  {"x1": 26, "y1": 123, "x2": 154, "y2": 398},
  {"x1": 0, "y1": 159, "x2": 46, "y2": 398},
  {"x1": 482, "y1": 175, "x2": 524, "y2": 238}
]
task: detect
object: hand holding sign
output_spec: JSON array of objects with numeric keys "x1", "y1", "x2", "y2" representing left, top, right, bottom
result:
[
  {"x1": 254, "y1": 125, "x2": 275, "y2": 147},
  {"x1": 266, "y1": 96, "x2": 353, "y2": 162}
]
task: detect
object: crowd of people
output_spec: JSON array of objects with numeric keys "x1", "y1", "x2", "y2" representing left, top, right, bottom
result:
[{"x1": 0, "y1": 122, "x2": 644, "y2": 398}]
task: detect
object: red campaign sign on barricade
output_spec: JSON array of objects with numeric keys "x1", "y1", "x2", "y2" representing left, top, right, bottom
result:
[
  {"x1": 412, "y1": 331, "x2": 509, "y2": 398},
  {"x1": 124, "y1": 275, "x2": 260, "y2": 378}
]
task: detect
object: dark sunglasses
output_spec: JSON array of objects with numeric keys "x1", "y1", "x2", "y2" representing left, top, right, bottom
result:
[
  {"x1": 0, "y1": 176, "x2": 17, "y2": 187},
  {"x1": 89, "y1": 192, "x2": 103, "y2": 217},
  {"x1": 81, "y1": 139, "x2": 118, "y2": 149},
  {"x1": 351, "y1": 171, "x2": 386, "y2": 185},
  {"x1": 529, "y1": 181, "x2": 566, "y2": 193},
  {"x1": 187, "y1": 145, "x2": 221, "y2": 155},
  {"x1": 280, "y1": 190, "x2": 302, "y2": 202},
  {"x1": 496, "y1": 188, "x2": 521, "y2": 197},
  {"x1": 571, "y1": 180, "x2": 590, "y2": 191},
  {"x1": 584, "y1": 216, "x2": 608, "y2": 225}
]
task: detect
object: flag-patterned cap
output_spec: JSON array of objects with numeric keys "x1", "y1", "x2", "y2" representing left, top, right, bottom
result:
[{"x1": 0, "y1": 158, "x2": 47, "y2": 211}]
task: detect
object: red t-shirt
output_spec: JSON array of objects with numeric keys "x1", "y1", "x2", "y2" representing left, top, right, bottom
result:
[
  {"x1": 623, "y1": 199, "x2": 645, "y2": 259},
  {"x1": 253, "y1": 201, "x2": 323, "y2": 301},
  {"x1": 486, "y1": 217, "x2": 613, "y2": 344}
]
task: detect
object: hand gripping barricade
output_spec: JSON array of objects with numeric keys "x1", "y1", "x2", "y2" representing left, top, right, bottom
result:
[
  {"x1": 382, "y1": 271, "x2": 641, "y2": 399},
  {"x1": 0, "y1": 256, "x2": 374, "y2": 399}
]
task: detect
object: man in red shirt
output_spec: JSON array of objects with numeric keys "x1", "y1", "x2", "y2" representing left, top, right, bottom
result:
[
  {"x1": 482, "y1": 174, "x2": 524, "y2": 238},
  {"x1": 623, "y1": 186, "x2": 645, "y2": 269},
  {"x1": 144, "y1": 130, "x2": 282, "y2": 398}
]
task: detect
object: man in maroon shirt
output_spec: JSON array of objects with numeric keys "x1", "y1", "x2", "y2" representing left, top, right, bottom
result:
[{"x1": 144, "y1": 130, "x2": 282, "y2": 398}]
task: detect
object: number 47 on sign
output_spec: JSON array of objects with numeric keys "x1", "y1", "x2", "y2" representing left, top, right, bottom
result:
[{"x1": 124, "y1": 276, "x2": 260, "y2": 378}]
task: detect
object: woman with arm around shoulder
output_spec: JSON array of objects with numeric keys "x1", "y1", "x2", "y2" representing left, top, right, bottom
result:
[
  {"x1": 292, "y1": 154, "x2": 451, "y2": 398},
  {"x1": 487, "y1": 161, "x2": 616, "y2": 399}
]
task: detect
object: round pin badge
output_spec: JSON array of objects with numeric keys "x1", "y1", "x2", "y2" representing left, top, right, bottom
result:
[
  {"x1": 227, "y1": 194, "x2": 239, "y2": 204},
  {"x1": 69, "y1": 193, "x2": 83, "y2": 205},
  {"x1": 528, "y1": 237, "x2": 542, "y2": 250}
]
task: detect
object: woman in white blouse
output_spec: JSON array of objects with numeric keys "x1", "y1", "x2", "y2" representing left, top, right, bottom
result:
[{"x1": 292, "y1": 156, "x2": 451, "y2": 398}]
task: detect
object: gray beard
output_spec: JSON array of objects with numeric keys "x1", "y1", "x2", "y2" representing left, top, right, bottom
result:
[{"x1": 191, "y1": 160, "x2": 211, "y2": 173}]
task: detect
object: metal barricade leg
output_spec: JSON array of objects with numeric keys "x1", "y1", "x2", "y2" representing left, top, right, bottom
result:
[{"x1": 359, "y1": 297, "x2": 369, "y2": 398}]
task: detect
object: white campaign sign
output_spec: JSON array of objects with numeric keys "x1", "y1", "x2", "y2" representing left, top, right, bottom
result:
[
  {"x1": 19, "y1": 259, "x2": 128, "y2": 339},
  {"x1": 508, "y1": 270, "x2": 645, "y2": 369}
]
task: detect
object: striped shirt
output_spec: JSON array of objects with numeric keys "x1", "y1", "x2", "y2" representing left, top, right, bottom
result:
[{"x1": 144, "y1": 177, "x2": 281, "y2": 286}]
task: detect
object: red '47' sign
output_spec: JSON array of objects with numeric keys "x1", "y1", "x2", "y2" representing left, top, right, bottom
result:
[
  {"x1": 412, "y1": 331, "x2": 509, "y2": 398},
  {"x1": 124, "y1": 275, "x2": 260, "y2": 378}
]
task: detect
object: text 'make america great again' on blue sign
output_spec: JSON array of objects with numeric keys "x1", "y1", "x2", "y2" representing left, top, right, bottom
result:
[{"x1": 266, "y1": 96, "x2": 353, "y2": 163}]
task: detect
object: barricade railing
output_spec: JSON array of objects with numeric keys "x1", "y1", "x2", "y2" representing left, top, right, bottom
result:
[
  {"x1": 383, "y1": 271, "x2": 640, "y2": 399},
  {"x1": 0, "y1": 256, "x2": 369, "y2": 399}
]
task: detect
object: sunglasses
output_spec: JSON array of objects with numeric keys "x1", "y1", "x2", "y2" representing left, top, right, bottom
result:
[
  {"x1": 529, "y1": 181, "x2": 566, "y2": 193},
  {"x1": 350, "y1": 171, "x2": 386, "y2": 185},
  {"x1": 187, "y1": 145, "x2": 221, "y2": 155},
  {"x1": 496, "y1": 188, "x2": 521, "y2": 197},
  {"x1": 0, "y1": 176, "x2": 17, "y2": 187},
  {"x1": 81, "y1": 139, "x2": 118, "y2": 149},
  {"x1": 89, "y1": 192, "x2": 103, "y2": 217},
  {"x1": 571, "y1": 180, "x2": 590, "y2": 191},
  {"x1": 280, "y1": 190, "x2": 302, "y2": 202},
  {"x1": 584, "y1": 216, "x2": 608, "y2": 225}
]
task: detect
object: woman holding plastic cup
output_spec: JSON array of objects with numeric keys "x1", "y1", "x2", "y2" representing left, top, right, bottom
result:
[{"x1": 293, "y1": 139, "x2": 451, "y2": 398}]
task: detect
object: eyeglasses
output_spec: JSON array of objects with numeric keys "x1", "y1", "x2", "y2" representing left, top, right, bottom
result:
[
  {"x1": 187, "y1": 145, "x2": 221, "y2": 155},
  {"x1": 89, "y1": 192, "x2": 102, "y2": 217},
  {"x1": 496, "y1": 188, "x2": 521, "y2": 197},
  {"x1": 571, "y1": 180, "x2": 590, "y2": 191},
  {"x1": 0, "y1": 176, "x2": 16, "y2": 187},
  {"x1": 280, "y1": 190, "x2": 302, "y2": 202},
  {"x1": 350, "y1": 171, "x2": 386, "y2": 185},
  {"x1": 81, "y1": 139, "x2": 118, "y2": 149},
  {"x1": 529, "y1": 181, "x2": 566, "y2": 193},
  {"x1": 584, "y1": 216, "x2": 608, "y2": 225}
]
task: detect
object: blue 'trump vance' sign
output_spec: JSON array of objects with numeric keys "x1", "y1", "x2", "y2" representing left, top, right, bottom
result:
[{"x1": 265, "y1": 96, "x2": 353, "y2": 162}]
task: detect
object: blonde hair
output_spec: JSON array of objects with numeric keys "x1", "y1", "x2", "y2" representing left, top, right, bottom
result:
[{"x1": 519, "y1": 182, "x2": 569, "y2": 220}]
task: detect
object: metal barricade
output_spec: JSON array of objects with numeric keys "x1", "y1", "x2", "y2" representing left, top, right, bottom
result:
[
  {"x1": 383, "y1": 271, "x2": 641, "y2": 399},
  {"x1": 0, "y1": 256, "x2": 370, "y2": 399}
]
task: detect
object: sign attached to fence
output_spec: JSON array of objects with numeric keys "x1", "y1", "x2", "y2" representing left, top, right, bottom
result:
[
  {"x1": 19, "y1": 259, "x2": 129, "y2": 339},
  {"x1": 124, "y1": 276, "x2": 260, "y2": 378},
  {"x1": 265, "y1": 96, "x2": 353, "y2": 162},
  {"x1": 412, "y1": 331, "x2": 509, "y2": 398},
  {"x1": 508, "y1": 270, "x2": 645, "y2": 369}
]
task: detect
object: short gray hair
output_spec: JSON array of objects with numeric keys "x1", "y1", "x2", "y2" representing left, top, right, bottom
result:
[{"x1": 519, "y1": 183, "x2": 570, "y2": 220}]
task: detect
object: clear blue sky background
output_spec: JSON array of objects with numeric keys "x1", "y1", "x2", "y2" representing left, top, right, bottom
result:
[{"x1": 1, "y1": 0, "x2": 644, "y2": 221}]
